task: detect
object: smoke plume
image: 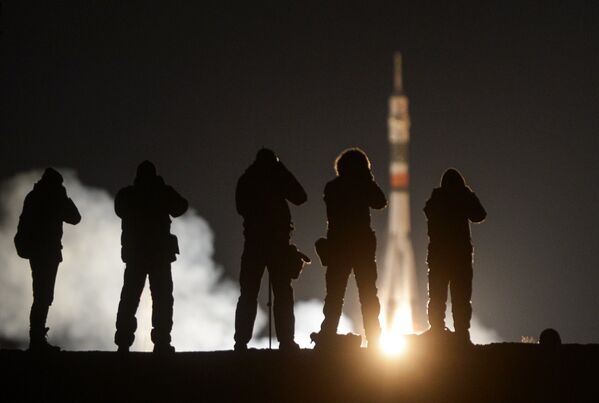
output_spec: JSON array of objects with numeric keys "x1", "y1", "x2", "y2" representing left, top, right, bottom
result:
[
  {"x1": 0, "y1": 170, "x2": 497, "y2": 351},
  {"x1": 0, "y1": 171, "x2": 351, "y2": 351}
]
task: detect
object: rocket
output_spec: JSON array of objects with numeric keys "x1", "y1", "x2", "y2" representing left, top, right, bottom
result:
[{"x1": 380, "y1": 53, "x2": 421, "y2": 335}]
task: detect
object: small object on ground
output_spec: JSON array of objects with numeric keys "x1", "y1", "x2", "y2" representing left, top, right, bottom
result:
[
  {"x1": 539, "y1": 328, "x2": 561, "y2": 348},
  {"x1": 310, "y1": 332, "x2": 362, "y2": 351}
]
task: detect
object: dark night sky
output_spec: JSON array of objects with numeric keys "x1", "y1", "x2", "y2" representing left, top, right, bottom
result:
[{"x1": 1, "y1": 2, "x2": 598, "y2": 343}]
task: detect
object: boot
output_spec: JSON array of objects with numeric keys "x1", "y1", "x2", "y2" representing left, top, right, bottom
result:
[
  {"x1": 310, "y1": 331, "x2": 333, "y2": 346},
  {"x1": 29, "y1": 327, "x2": 60, "y2": 353},
  {"x1": 279, "y1": 340, "x2": 300, "y2": 352},
  {"x1": 153, "y1": 342, "x2": 175, "y2": 354},
  {"x1": 420, "y1": 325, "x2": 448, "y2": 339},
  {"x1": 234, "y1": 342, "x2": 248, "y2": 352},
  {"x1": 117, "y1": 345, "x2": 130, "y2": 353},
  {"x1": 310, "y1": 331, "x2": 336, "y2": 350},
  {"x1": 455, "y1": 329, "x2": 472, "y2": 346}
]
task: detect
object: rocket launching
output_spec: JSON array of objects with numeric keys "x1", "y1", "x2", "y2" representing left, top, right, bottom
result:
[{"x1": 379, "y1": 53, "x2": 420, "y2": 353}]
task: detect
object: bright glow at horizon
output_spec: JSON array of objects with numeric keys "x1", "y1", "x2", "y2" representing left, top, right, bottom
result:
[{"x1": 379, "y1": 298, "x2": 413, "y2": 357}]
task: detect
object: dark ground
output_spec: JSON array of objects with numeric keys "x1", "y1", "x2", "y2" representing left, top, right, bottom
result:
[{"x1": 0, "y1": 342, "x2": 597, "y2": 402}]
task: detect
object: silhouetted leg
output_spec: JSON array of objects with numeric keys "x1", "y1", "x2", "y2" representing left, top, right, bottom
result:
[
  {"x1": 354, "y1": 259, "x2": 381, "y2": 344},
  {"x1": 29, "y1": 258, "x2": 59, "y2": 341},
  {"x1": 115, "y1": 264, "x2": 147, "y2": 348},
  {"x1": 234, "y1": 246, "x2": 265, "y2": 346},
  {"x1": 270, "y1": 268, "x2": 295, "y2": 344},
  {"x1": 320, "y1": 263, "x2": 351, "y2": 335},
  {"x1": 148, "y1": 264, "x2": 174, "y2": 346},
  {"x1": 427, "y1": 265, "x2": 449, "y2": 331},
  {"x1": 450, "y1": 261, "x2": 473, "y2": 334}
]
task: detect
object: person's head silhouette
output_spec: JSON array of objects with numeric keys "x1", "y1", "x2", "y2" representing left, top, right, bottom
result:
[
  {"x1": 335, "y1": 148, "x2": 372, "y2": 180},
  {"x1": 41, "y1": 168, "x2": 63, "y2": 186},
  {"x1": 255, "y1": 148, "x2": 279, "y2": 166},
  {"x1": 441, "y1": 168, "x2": 466, "y2": 190},
  {"x1": 135, "y1": 160, "x2": 158, "y2": 185},
  {"x1": 137, "y1": 160, "x2": 156, "y2": 177}
]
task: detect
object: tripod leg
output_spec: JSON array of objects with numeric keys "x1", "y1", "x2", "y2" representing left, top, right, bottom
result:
[{"x1": 268, "y1": 271, "x2": 272, "y2": 350}]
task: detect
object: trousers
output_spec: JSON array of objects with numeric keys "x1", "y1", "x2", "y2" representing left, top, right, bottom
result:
[
  {"x1": 29, "y1": 257, "x2": 59, "y2": 339},
  {"x1": 115, "y1": 261, "x2": 174, "y2": 347},
  {"x1": 320, "y1": 258, "x2": 381, "y2": 343},
  {"x1": 319, "y1": 231, "x2": 381, "y2": 343},
  {"x1": 234, "y1": 239, "x2": 295, "y2": 345},
  {"x1": 427, "y1": 252, "x2": 473, "y2": 332}
]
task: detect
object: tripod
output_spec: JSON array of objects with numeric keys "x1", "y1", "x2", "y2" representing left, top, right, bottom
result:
[{"x1": 267, "y1": 271, "x2": 272, "y2": 349}]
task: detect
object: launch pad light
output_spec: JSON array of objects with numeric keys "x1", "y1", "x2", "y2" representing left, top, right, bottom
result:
[{"x1": 380, "y1": 332, "x2": 407, "y2": 357}]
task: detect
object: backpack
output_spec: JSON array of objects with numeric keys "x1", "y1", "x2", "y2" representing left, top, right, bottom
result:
[{"x1": 14, "y1": 222, "x2": 33, "y2": 259}]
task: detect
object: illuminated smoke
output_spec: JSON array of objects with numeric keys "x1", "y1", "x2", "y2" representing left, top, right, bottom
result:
[
  {"x1": 444, "y1": 310, "x2": 500, "y2": 345},
  {"x1": 378, "y1": 247, "x2": 501, "y2": 347},
  {"x1": 0, "y1": 171, "x2": 349, "y2": 351},
  {"x1": 379, "y1": 237, "x2": 418, "y2": 335}
]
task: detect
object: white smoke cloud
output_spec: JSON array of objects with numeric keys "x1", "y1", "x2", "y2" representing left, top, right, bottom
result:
[
  {"x1": 249, "y1": 299, "x2": 355, "y2": 349},
  {"x1": 442, "y1": 307, "x2": 501, "y2": 345},
  {"x1": 469, "y1": 316, "x2": 501, "y2": 345},
  {"x1": 2, "y1": 170, "x2": 499, "y2": 351},
  {"x1": 0, "y1": 171, "x2": 349, "y2": 351}
]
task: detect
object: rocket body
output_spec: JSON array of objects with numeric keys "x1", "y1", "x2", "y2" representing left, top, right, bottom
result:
[{"x1": 380, "y1": 53, "x2": 420, "y2": 335}]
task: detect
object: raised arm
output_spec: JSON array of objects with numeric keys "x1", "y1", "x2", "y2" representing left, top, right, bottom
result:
[
  {"x1": 60, "y1": 185, "x2": 80, "y2": 225},
  {"x1": 423, "y1": 188, "x2": 441, "y2": 219},
  {"x1": 235, "y1": 175, "x2": 250, "y2": 216},
  {"x1": 280, "y1": 163, "x2": 307, "y2": 206},
  {"x1": 467, "y1": 190, "x2": 486, "y2": 223},
  {"x1": 62, "y1": 197, "x2": 81, "y2": 225},
  {"x1": 166, "y1": 186, "x2": 189, "y2": 218},
  {"x1": 114, "y1": 188, "x2": 130, "y2": 219},
  {"x1": 368, "y1": 180, "x2": 387, "y2": 210}
]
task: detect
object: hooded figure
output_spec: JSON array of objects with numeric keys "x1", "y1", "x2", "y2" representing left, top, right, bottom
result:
[
  {"x1": 114, "y1": 160, "x2": 188, "y2": 353},
  {"x1": 15, "y1": 168, "x2": 81, "y2": 352},
  {"x1": 314, "y1": 148, "x2": 387, "y2": 348},
  {"x1": 424, "y1": 168, "x2": 486, "y2": 343},
  {"x1": 234, "y1": 149, "x2": 307, "y2": 351}
]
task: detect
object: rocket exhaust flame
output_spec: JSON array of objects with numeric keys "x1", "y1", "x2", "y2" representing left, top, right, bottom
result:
[{"x1": 379, "y1": 242, "x2": 418, "y2": 355}]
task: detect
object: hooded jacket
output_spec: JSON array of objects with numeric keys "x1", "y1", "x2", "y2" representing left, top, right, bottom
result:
[
  {"x1": 324, "y1": 175, "x2": 387, "y2": 239},
  {"x1": 424, "y1": 169, "x2": 486, "y2": 252},
  {"x1": 15, "y1": 169, "x2": 81, "y2": 260},
  {"x1": 115, "y1": 165, "x2": 188, "y2": 263},
  {"x1": 236, "y1": 156, "x2": 307, "y2": 240}
]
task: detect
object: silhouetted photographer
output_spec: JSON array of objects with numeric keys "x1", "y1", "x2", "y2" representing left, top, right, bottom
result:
[
  {"x1": 114, "y1": 161, "x2": 188, "y2": 353},
  {"x1": 313, "y1": 148, "x2": 387, "y2": 349},
  {"x1": 424, "y1": 168, "x2": 486, "y2": 344},
  {"x1": 234, "y1": 149, "x2": 307, "y2": 351},
  {"x1": 15, "y1": 168, "x2": 81, "y2": 352}
]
